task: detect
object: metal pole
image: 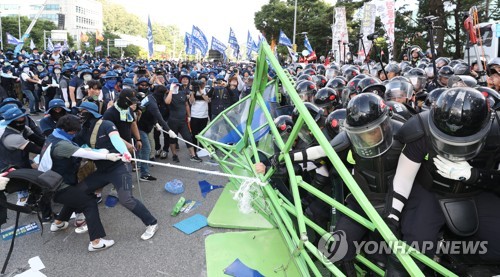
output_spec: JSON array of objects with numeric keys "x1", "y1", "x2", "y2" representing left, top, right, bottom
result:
[
  {"x1": 18, "y1": 6, "x2": 21, "y2": 39},
  {"x1": 107, "y1": 39, "x2": 109, "y2": 57},
  {"x1": 0, "y1": 13, "x2": 3, "y2": 50},
  {"x1": 43, "y1": 31, "x2": 46, "y2": 50},
  {"x1": 292, "y1": 0, "x2": 297, "y2": 45},
  {"x1": 173, "y1": 36, "x2": 176, "y2": 59}
]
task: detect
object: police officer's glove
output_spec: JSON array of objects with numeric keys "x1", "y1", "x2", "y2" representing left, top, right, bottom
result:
[
  {"x1": 269, "y1": 153, "x2": 282, "y2": 169},
  {"x1": 384, "y1": 216, "x2": 402, "y2": 240},
  {"x1": 155, "y1": 123, "x2": 163, "y2": 132},
  {"x1": 433, "y1": 155, "x2": 472, "y2": 181},
  {"x1": 65, "y1": 101, "x2": 70, "y2": 108},
  {"x1": 167, "y1": 130, "x2": 177, "y2": 139},
  {"x1": 0, "y1": 176, "x2": 9, "y2": 191},
  {"x1": 106, "y1": 153, "x2": 122, "y2": 162}
]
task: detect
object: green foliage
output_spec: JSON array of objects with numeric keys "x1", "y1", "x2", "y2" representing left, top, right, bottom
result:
[
  {"x1": 254, "y1": 0, "x2": 334, "y2": 57},
  {"x1": 0, "y1": 16, "x2": 58, "y2": 51}
]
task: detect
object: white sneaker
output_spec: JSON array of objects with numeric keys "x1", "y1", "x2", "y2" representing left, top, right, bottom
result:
[
  {"x1": 88, "y1": 238, "x2": 115, "y2": 252},
  {"x1": 75, "y1": 223, "x2": 88, "y2": 234},
  {"x1": 140, "y1": 224, "x2": 158, "y2": 240},
  {"x1": 50, "y1": 221, "x2": 69, "y2": 232},
  {"x1": 16, "y1": 198, "x2": 27, "y2": 206}
]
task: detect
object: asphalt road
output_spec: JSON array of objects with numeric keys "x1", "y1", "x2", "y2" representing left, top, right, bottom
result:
[{"x1": 0, "y1": 132, "x2": 228, "y2": 277}]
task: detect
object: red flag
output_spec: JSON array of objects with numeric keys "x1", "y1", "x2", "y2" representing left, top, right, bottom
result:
[{"x1": 306, "y1": 51, "x2": 317, "y2": 62}]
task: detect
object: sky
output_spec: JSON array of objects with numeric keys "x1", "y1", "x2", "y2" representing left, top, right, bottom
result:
[
  {"x1": 109, "y1": 0, "x2": 417, "y2": 47},
  {"x1": 110, "y1": 0, "x2": 270, "y2": 46}
]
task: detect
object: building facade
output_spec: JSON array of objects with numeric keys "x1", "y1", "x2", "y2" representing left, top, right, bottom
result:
[{"x1": 0, "y1": 0, "x2": 103, "y2": 42}]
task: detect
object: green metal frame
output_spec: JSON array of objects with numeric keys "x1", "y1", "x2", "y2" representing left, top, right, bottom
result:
[{"x1": 197, "y1": 41, "x2": 457, "y2": 277}]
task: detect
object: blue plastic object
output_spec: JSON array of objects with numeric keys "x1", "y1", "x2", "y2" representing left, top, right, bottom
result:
[{"x1": 165, "y1": 179, "x2": 184, "y2": 194}]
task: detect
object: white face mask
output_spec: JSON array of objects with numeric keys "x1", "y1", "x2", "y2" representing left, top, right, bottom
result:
[
  {"x1": 83, "y1": 74, "x2": 92, "y2": 82},
  {"x1": 23, "y1": 67, "x2": 30, "y2": 73},
  {"x1": 37, "y1": 66, "x2": 44, "y2": 72}
]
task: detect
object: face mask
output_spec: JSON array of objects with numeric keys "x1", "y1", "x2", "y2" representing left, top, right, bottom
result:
[
  {"x1": 63, "y1": 71, "x2": 72, "y2": 78},
  {"x1": 10, "y1": 120, "x2": 26, "y2": 132},
  {"x1": 37, "y1": 66, "x2": 44, "y2": 72},
  {"x1": 23, "y1": 67, "x2": 30, "y2": 73},
  {"x1": 92, "y1": 95, "x2": 99, "y2": 100},
  {"x1": 50, "y1": 110, "x2": 66, "y2": 121},
  {"x1": 116, "y1": 69, "x2": 122, "y2": 74},
  {"x1": 54, "y1": 69, "x2": 61, "y2": 74},
  {"x1": 79, "y1": 112, "x2": 93, "y2": 124},
  {"x1": 83, "y1": 74, "x2": 92, "y2": 82},
  {"x1": 105, "y1": 79, "x2": 118, "y2": 88},
  {"x1": 92, "y1": 73, "x2": 100, "y2": 79}
]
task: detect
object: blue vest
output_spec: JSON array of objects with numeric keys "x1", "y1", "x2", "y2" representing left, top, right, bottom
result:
[
  {"x1": 42, "y1": 135, "x2": 80, "y2": 186},
  {"x1": 0, "y1": 127, "x2": 31, "y2": 170}
]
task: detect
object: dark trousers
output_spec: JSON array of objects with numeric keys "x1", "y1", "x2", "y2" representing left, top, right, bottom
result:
[
  {"x1": 190, "y1": 117, "x2": 208, "y2": 147},
  {"x1": 401, "y1": 183, "x2": 500, "y2": 262},
  {"x1": 168, "y1": 119, "x2": 194, "y2": 147},
  {"x1": 153, "y1": 129, "x2": 169, "y2": 151},
  {"x1": 80, "y1": 163, "x2": 157, "y2": 226},
  {"x1": 54, "y1": 186, "x2": 106, "y2": 241}
]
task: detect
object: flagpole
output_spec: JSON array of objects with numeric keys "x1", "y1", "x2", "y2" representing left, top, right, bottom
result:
[
  {"x1": 292, "y1": 0, "x2": 297, "y2": 51},
  {"x1": 18, "y1": 6, "x2": 21, "y2": 39},
  {"x1": 0, "y1": 12, "x2": 3, "y2": 50}
]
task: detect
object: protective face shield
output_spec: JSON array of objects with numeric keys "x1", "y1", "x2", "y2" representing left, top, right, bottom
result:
[
  {"x1": 345, "y1": 114, "x2": 393, "y2": 158},
  {"x1": 384, "y1": 81, "x2": 414, "y2": 102},
  {"x1": 325, "y1": 68, "x2": 339, "y2": 80},
  {"x1": 429, "y1": 88, "x2": 494, "y2": 161}
]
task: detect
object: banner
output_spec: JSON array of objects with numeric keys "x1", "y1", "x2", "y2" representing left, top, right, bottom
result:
[
  {"x1": 184, "y1": 33, "x2": 195, "y2": 55},
  {"x1": 376, "y1": 0, "x2": 396, "y2": 61},
  {"x1": 211, "y1": 36, "x2": 227, "y2": 57},
  {"x1": 62, "y1": 40, "x2": 69, "y2": 51},
  {"x1": 95, "y1": 45, "x2": 102, "y2": 52},
  {"x1": 278, "y1": 30, "x2": 292, "y2": 47},
  {"x1": 358, "y1": 3, "x2": 377, "y2": 62},
  {"x1": 332, "y1": 7, "x2": 349, "y2": 63},
  {"x1": 304, "y1": 35, "x2": 313, "y2": 53},
  {"x1": 246, "y1": 31, "x2": 254, "y2": 60},
  {"x1": 192, "y1": 26, "x2": 209, "y2": 56},
  {"x1": 96, "y1": 30, "x2": 104, "y2": 42},
  {"x1": 147, "y1": 15, "x2": 154, "y2": 58},
  {"x1": 6, "y1": 33, "x2": 21, "y2": 45},
  {"x1": 228, "y1": 28, "x2": 239, "y2": 58},
  {"x1": 80, "y1": 32, "x2": 89, "y2": 43}
]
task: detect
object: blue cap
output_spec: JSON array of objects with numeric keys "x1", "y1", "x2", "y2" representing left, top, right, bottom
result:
[
  {"x1": 136, "y1": 77, "x2": 150, "y2": 85},
  {"x1": 1, "y1": 107, "x2": 26, "y2": 126},
  {"x1": 76, "y1": 102, "x2": 102, "y2": 118},
  {"x1": 122, "y1": 78, "x2": 135, "y2": 87},
  {"x1": 103, "y1": 70, "x2": 119, "y2": 79},
  {"x1": 46, "y1": 99, "x2": 70, "y2": 114}
]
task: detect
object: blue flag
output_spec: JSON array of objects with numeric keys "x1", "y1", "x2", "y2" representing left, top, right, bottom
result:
[
  {"x1": 304, "y1": 35, "x2": 313, "y2": 53},
  {"x1": 147, "y1": 15, "x2": 154, "y2": 58},
  {"x1": 6, "y1": 33, "x2": 21, "y2": 45},
  {"x1": 246, "y1": 31, "x2": 254, "y2": 60},
  {"x1": 228, "y1": 28, "x2": 238, "y2": 48},
  {"x1": 278, "y1": 30, "x2": 292, "y2": 47},
  {"x1": 252, "y1": 41, "x2": 259, "y2": 53},
  {"x1": 184, "y1": 33, "x2": 196, "y2": 55},
  {"x1": 191, "y1": 26, "x2": 209, "y2": 56},
  {"x1": 211, "y1": 37, "x2": 227, "y2": 57}
]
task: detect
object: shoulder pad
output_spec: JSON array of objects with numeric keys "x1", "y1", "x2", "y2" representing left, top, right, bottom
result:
[
  {"x1": 394, "y1": 112, "x2": 427, "y2": 144},
  {"x1": 330, "y1": 131, "x2": 351, "y2": 153},
  {"x1": 391, "y1": 119, "x2": 404, "y2": 135}
]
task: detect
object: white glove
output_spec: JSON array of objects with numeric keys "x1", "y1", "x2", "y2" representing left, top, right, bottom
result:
[
  {"x1": 433, "y1": 155, "x2": 472, "y2": 181},
  {"x1": 155, "y1": 123, "x2": 163, "y2": 132},
  {"x1": 168, "y1": 130, "x2": 177, "y2": 139},
  {"x1": 106, "y1": 153, "x2": 122, "y2": 162},
  {"x1": 0, "y1": 176, "x2": 9, "y2": 190},
  {"x1": 65, "y1": 102, "x2": 70, "y2": 108},
  {"x1": 71, "y1": 102, "x2": 77, "y2": 108}
]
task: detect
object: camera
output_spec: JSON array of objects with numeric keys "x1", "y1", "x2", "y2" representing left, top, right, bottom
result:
[
  {"x1": 367, "y1": 33, "x2": 379, "y2": 40},
  {"x1": 191, "y1": 80, "x2": 203, "y2": 92},
  {"x1": 136, "y1": 65, "x2": 147, "y2": 75}
]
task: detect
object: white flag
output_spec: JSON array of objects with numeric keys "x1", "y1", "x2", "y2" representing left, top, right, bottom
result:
[
  {"x1": 30, "y1": 39, "x2": 36, "y2": 50},
  {"x1": 47, "y1": 38, "x2": 54, "y2": 51}
]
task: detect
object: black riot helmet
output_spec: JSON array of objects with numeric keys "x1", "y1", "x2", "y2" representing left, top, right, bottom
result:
[
  {"x1": 316, "y1": 64, "x2": 326, "y2": 75},
  {"x1": 292, "y1": 102, "x2": 324, "y2": 146},
  {"x1": 344, "y1": 94, "x2": 393, "y2": 158},
  {"x1": 429, "y1": 87, "x2": 494, "y2": 161},
  {"x1": 314, "y1": 87, "x2": 339, "y2": 109},
  {"x1": 297, "y1": 74, "x2": 313, "y2": 82},
  {"x1": 477, "y1": 86, "x2": 500, "y2": 110},
  {"x1": 326, "y1": 77, "x2": 346, "y2": 93},
  {"x1": 446, "y1": 75, "x2": 477, "y2": 88},
  {"x1": 437, "y1": 66, "x2": 454, "y2": 87},
  {"x1": 356, "y1": 76, "x2": 382, "y2": 94},
  {"x1": 423, "y1": 87, "x2": 447, "y2": 110},
  {"x1": 274, "y1": 115, "x2": 294, "y2": 144},
  {"x1": 325, "y1": 109, "x2": 346, "y2": 138},
  {"x1": 342, "y1": 67, "x2": 360, "y2": 82},
  {"x1": 404, "y1": 68, "x2": 427, "y2": 93},
  {"x1": 295, "y1": 80, "x2": 317, "y2": 102},
  {"x1": 384, "y1": 79, "x2": 414, "y2": 102},
  {"x1": 314, "y1": 75, "x2": 328, "y2": 88}
]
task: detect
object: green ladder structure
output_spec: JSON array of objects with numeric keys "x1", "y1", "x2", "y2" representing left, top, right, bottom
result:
[{"x1": 197, "y1": 41, "x2": 457, "y2": 277}]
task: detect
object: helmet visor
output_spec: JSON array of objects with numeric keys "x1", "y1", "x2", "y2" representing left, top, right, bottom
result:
[
  {"x1": 325, "y1": 68, "x2": 339, "y2": 80},
  {"x1": 428, "y1": 113, "x2": 493, "y2": 161},
  {"x1": 346, "y1": 115, "x2": 393, "y2": 158}
]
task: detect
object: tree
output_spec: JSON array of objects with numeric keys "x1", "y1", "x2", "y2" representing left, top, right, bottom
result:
[
  {"x1": 255, "y1": 0, "x2": 334, "y2": 57},
  {"x1": 1, "y1": 16, "x2": 58, "y2": 51}
]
